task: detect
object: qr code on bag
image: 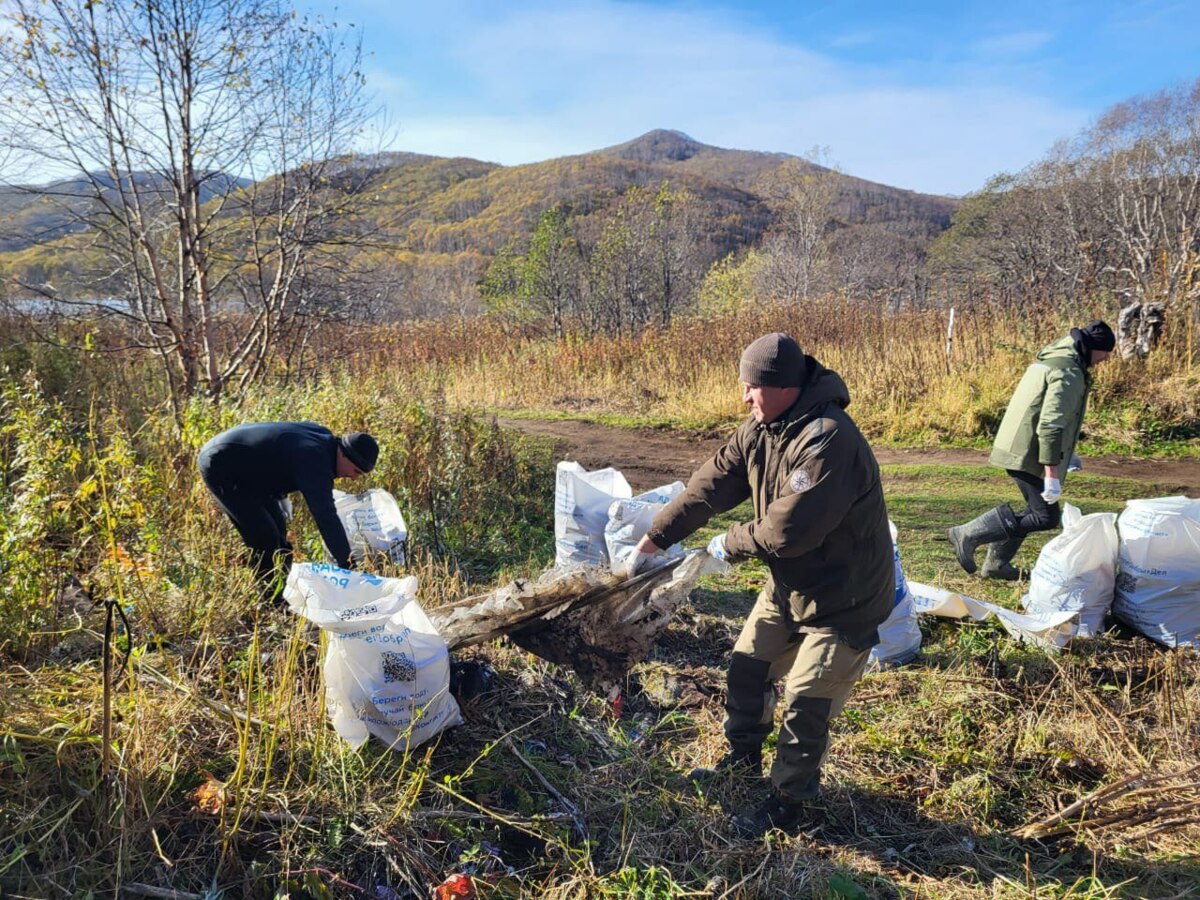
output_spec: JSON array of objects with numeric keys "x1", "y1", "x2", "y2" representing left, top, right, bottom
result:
[
  {"x1": 382, "y1": 651, "x2": 416, "y2": 683},
  {"x1": 1115, "y1": 571, "x2": 1137, "y2": 594}
]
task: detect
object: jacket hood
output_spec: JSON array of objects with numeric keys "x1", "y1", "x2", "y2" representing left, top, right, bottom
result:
[
  {"x1": 769, "y1": 356, "x2": 850, "y2": 431},
  {"x1": 1036, "y1": 336, "x2": 1086, "y2": 368}
]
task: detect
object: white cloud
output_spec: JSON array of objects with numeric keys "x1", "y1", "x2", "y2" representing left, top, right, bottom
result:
[{"x1": 364, "y1": 0, "x2": 1087, "y2": 194}]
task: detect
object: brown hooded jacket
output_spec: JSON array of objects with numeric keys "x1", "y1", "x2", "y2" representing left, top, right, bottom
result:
[{"x1": 646, "y1": 357, "x2": 893, "y2": 647}]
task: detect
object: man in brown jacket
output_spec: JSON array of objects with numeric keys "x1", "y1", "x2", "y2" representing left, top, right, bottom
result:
[{"x1": 631, "y1": 332, "x2": 894, "y2": 838}]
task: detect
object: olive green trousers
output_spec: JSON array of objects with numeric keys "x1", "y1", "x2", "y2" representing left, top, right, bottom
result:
[{"x1": 725, "y1": 587, "x2": 872, "y2": 802}]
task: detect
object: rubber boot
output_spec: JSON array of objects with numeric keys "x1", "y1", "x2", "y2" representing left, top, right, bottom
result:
[
  {"x1": 981, "y1": 535, "x2": 1024, "y2": 581},
  {"x1": 948, "y1": 505, "x2": 1019, "y2": 575}
]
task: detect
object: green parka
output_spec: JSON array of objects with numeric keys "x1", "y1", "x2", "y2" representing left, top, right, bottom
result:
[
  {"x1": 646, "y1": 357, "x2": 894, "y2": 648},
  {"x1": 989, "y1": 337, "x2": 1091, "y2": 480}
]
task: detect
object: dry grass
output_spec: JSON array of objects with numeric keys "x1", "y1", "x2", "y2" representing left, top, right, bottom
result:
[
  {"x1": 4, "y1": 588, "x2": 1198, "y2": 897},
  {"x1": 2, "y1": 302, "x2": 1199, "y2": 897},
  {"x1": 328, "y1": 298, "x2": 1200, "y2": 455}
]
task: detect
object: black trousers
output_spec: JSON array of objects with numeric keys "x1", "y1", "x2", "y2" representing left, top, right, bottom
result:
[
  {"x1": 1007, "y1": 469, "x2": 1062, "y2": 537},
  {"x1": 198, "y1": 444, "x2": 292, "y2": 585}
]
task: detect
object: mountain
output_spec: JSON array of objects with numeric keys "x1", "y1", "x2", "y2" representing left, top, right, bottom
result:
[
  {"x1": 327, "y1": 129, "x2": 954, "y2": 257},
  {"x1": 0, "y1": 132, "x2": 957, "y2": 300},
  {"x1": 0, "y1": 171, "x2": 254, "y2": 253},
  {"x1": 599, "y1": 129, "x2": 722, "y2": 164},
  {"x1": 595, "y1": 130, "x2": 954, "y2": 227}
]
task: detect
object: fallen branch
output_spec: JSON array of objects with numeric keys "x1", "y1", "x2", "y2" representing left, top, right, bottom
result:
[
  {"x1": 136, "y1": 661, "x2": 270, "y2": 729},
  {"x1": 1013, "y1": 764, "x2": 1200, "y2": 841},
  {"x1": 504, "y1": 735, "x2": 588, "y2": 839},
  {"x1": 408, "y1": 808, "x2": 576, "y2": 824},
  {"x1": 430, "y1": 556, "x2": 686, "y2": 650},
  {"x1": 243, "y1": 803, "x2": 576, "y2": 829},
  {"x1": 432, "y1": 780, "x2": 568, "y2": 844}
]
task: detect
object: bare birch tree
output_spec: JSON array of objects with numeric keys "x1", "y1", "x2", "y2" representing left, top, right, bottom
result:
[
  {"x1": 0, "y1": 0, "x2": 375, "y2": 404},
  {"x1": 754, "y1": 155, "x2": 837, "y2": 303},
  {"x1": 931, "y1": 79, "x2": 1200, "y2": 358}
]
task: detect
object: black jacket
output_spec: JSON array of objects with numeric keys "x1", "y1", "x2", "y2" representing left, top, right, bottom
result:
[{"x1": 200, "y1": 421, "x2": 351, "y2": 567}]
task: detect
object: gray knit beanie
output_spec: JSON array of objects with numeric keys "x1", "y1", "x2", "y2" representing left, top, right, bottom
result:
[{"x1": 739, "y1": 333, "x2": 805, "y2": 387}]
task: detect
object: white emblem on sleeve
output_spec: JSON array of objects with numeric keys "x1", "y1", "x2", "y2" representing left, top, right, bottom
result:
[{"x1": 789, "y1": 468, "x2": 812, "y2": 493}]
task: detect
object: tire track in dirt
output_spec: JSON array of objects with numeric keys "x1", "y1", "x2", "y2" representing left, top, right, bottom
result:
[{"x1": 499, "y1": 417, "x2": 1200, "y2": 495}]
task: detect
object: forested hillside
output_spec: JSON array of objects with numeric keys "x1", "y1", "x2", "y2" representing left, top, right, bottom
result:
[
  {"x1": 0, "y1": 130, "x2": 955, "y2": 321},
  {"x1": 0, "y1": 172, "x2": 253, "y2": 252}
]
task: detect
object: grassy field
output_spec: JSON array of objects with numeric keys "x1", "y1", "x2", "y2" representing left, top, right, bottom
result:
[
  {"x1": 2, "y1": 302, "x2": 1198, "y2": 897},
  {"x1": 329, "y1": 302, "x2": 1200, "y2": 458},
  {"x1": 2, "y1": 397, "x2": 1197, "y2": 899}
]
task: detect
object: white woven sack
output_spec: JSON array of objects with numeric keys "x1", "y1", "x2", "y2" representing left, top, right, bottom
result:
[
  {"x1": 1113, "y1": 496, "x2": 1200, "y2": 648},
  {"x1": 284, "y1": 563, "x2": 462, "y2": 750},
  {"x1": 869, "y1": 521, "x2": 922, "y2": 667},
  {"x1": 554, "y1": 461, "x2": 632, "y2": 568},
  {"x1": 332, "y1": 488, "x2": 408, "y2": 564},
  {"x1": 604, "y1": 481, "x2": 686, "y2": 574},
  {"x1": 1021, "y1": 504, "x2": 1119, "y2": 637}
]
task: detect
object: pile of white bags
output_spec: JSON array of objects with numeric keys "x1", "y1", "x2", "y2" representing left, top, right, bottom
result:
[
  {"x1": 605, "y1": 482, "x2": 686, "y2": 575},
  {"x1": 332, "y1": 488, "x2": 408, "y2": 564},
  {"x1": 554, "y1": 462, "x2": 632, "y2": 568},
  {"x1": 1113, "y1": 496, "x2": 1200, "y2": 648},
  {"x1": 1021, "y1": 504, "x2": 1119, "y2": 637},
  {"x1": 284, "y1": 563, "x2": 462, "y2": 751},
  {"x1": 869, "y1": 521, "x2": 922, "y2": 667}
]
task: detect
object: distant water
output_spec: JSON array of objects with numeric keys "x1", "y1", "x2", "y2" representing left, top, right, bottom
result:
[{"x1": 6, "y1": 296, "x2": 127, "y2": 315}]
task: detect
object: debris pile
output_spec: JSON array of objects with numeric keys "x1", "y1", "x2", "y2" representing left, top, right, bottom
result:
[{"x1": 430, "y1": 551, "x2": 726, "y2": 689}]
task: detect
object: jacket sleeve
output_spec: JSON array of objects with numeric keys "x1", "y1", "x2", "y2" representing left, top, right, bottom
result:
[
  {"x1": 723, "y1": 421, "x2": 860, "y2": 561},
  {"x1": 297, "y1": 467, "x2": 352, "y2": 568},
  {"x1": 1036, "y1": 367, "x2": 1083, "y2": 467},
  {"x1": 646, "y1": 430, "x2": 752, "y2": 549}
]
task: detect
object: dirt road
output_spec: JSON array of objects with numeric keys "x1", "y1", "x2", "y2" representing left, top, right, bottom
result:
[{"x1": 499, "y1": 417, "x2": 1200, "y2": 494}]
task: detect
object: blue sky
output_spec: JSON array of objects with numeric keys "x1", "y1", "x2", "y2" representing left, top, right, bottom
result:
[{"x1": 326, "y1": 0, "x2": 1199, "y2": 195}]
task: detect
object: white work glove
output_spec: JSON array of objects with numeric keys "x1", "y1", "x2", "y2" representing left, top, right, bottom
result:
[
  {"x1": 1041, "y1": 477, "x2": 1062, "y2": 504},
  {"x1": 1068, "y1": 455, "x2": 1083, "y2": 473},
  {"x1": 707, "y1": 532, "x2": 729, "y2": 562},
  {"x1": 623, "y1": 549, "x2": 658, "y2": 578}
]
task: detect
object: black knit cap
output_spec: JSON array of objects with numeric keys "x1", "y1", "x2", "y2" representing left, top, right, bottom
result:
[
  {"x1": 340, "y1": 432, "x2": 379, "y2": 473},
  {"x1": 1074, "y1": 320, "x2": 1116, "y2": 352},
  {"x1": 739, "y1": 333, "x2": 806, "y2": 387}
]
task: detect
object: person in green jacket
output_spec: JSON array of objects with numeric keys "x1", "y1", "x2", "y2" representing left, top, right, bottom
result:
[{"x1": 949, "y1": 320, "x2": 1115, "y2": 579}]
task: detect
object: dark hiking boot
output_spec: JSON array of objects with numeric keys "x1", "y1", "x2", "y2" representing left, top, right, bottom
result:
[
  {"x1": 948, "y1": 505, "x2": 1019, "y2": 575},
  {"x1": 981, "y1": 535, "x2": 1025, "y2": 581},
  {"x1": 687, "y1": 747, "x2": 763, "y2": 786},
  {"x1": 732, "y1": 792, "x2": 824, "y2": 839}
]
